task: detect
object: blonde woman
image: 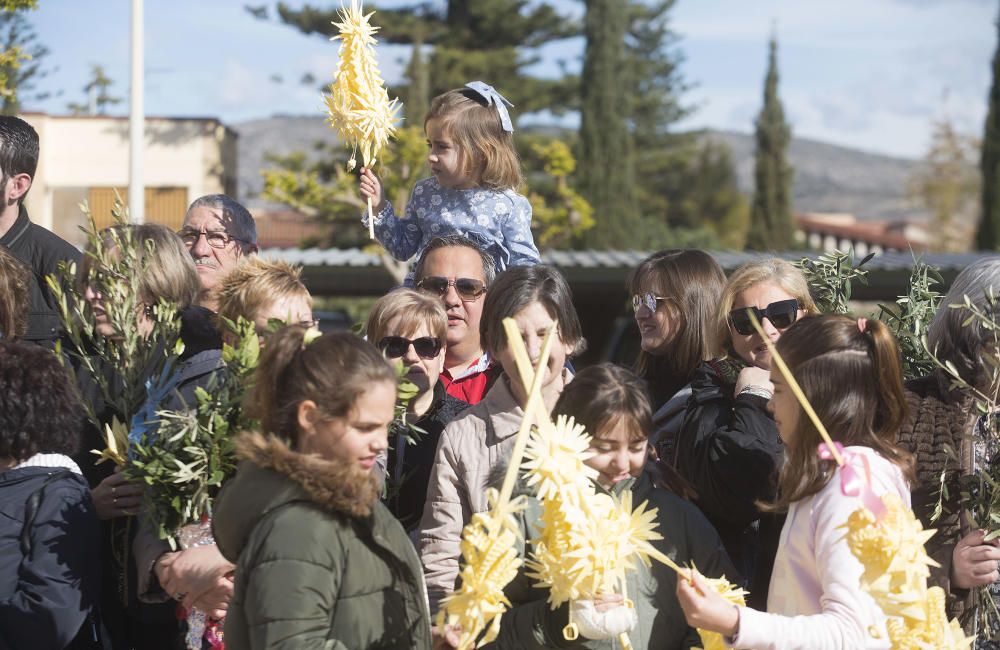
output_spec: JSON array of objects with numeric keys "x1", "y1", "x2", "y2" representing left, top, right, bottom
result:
[
  {"x1": 669, "y1": 258, "x2": 818, "y2": 606},
  {"x1": 364, "y1": 288, "x2": 469, "y2": 532}
]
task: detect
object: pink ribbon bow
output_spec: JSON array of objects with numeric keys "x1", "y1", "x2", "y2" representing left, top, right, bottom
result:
[{"x1": 817, "y1": 442, "x2": 886, "y2": 519}]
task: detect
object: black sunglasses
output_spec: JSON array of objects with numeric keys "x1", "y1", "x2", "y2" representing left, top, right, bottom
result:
[
  {"x1": 416, "y1": 276, "x2": 487, "y2": 302},
  {"x1": 729, "y1": 299, "x2": 799, "y2": 336},
  {"x1": 378, "y1": 335, "x2": 443, "y2": 360}
]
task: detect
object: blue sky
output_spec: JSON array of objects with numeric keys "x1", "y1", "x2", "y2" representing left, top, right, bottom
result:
[{"x1": 25, "y1": 0, "x2": 996, "y2": 158}]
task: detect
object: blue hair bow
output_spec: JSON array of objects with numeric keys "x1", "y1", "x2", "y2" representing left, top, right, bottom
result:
[{"x1": 464, "y1": 81, "x2": 514, "y2": 133}]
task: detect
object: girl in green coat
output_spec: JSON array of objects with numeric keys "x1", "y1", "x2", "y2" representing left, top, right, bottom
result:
[
  {"x1": 493, "y1": 363, "x2": 736, "y2": 649},
  {"x1": 213, "y1": 327, "x2": 432, "y2": 649}
]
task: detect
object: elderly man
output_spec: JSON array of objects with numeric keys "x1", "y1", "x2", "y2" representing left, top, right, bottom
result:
[
  {"x1": 413, "y1": 235, "x2": 500, "y2": 405},
  {"x1": 177, "y1": 194, "x2": 257, "y2": 312},
  {"x1": 0, "y1": 116, "x2": 80, "y2": 346}
]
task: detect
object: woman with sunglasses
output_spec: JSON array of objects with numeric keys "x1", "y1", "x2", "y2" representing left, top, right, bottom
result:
[
  {"x1": 628, "y1": 250, "x2": 726, "y2": 450},
  {"x1": 364, "y1": 289, "x2": 470, "y2": 534},
  {"x1": 670, "y1": 258, "x2": 817, "y2": 606}
]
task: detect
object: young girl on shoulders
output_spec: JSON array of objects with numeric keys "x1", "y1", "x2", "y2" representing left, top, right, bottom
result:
[
  {"x1": 359, "y1": 81, "x2": 540, "y2": 285},
  {"x1": 495, "y1": 363, "x2": 734, "y2": 650},
  {"x1": 676, "y1": 314, "x2": 915, "y2": 650}
]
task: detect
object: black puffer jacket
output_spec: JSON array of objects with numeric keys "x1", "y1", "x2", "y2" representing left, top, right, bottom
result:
[
  {"x1": 0, "y1": 462, "x2": 101, "y2": 650},
  {"x1": 0, "y1": 205, "x2": 80, "y2": 345},
  {"x1": 384, "y1": 382, "x2": 470, "y2": 531},
  {"x1": 670, "y1": 358, "x2": 783, "y2": 604}
]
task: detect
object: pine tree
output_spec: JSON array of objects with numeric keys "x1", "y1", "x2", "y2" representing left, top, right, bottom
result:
[
  {"x1": 979, "y1": 8, "x2": 1000, "y2": 250},
  {"x1": 0, "y1": 5, "x2": 51, "y2": 115},
  {"x1": 269, "y1": 0, "x2": 579, "y2": 116},
  {"x1": 577, "y1": 0, "x2": 635, "y2": 247},
  {"x1": 747, "y1": 36, "x2": 794, "y2": 251}
]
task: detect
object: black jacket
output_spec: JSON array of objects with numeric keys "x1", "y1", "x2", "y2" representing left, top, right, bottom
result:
[
  {"x1": 0, "y1": 463, "x2": 101, "y2": 650},
  {"x1": 670, "y1": 358, "x2": 784, "y2": 606},
  {"x1": 384, "y1": 382, "x2": 470, "y2": 531},
  {"x1": 0, "y1": 204, "x2": 80, "y2": 345}
]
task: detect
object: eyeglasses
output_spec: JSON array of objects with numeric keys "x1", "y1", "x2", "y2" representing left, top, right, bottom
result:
[
  {"x1": 729, "y1": 299, "x2": 800, "y2": 336},
  {"x1": 177, "y1": 229, "x2": 246, "y2": 249},
  {"x1": 378, "y1": 335, "x2": 443, "y2": 360},
  {"x1": 632, "y1": 293, "x2": 668, "y2": 313},
  {"x1": 416, "y1": 276, "x2": 487, "y2": 302}
]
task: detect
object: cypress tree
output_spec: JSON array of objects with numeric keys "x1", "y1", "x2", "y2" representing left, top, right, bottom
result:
[
  {"x1": 578, "y1": 0, "x2": 636, "y2": 247},
  {"x1": 747, "y1": 36, "x2": 794, "y2": 251},
  {"x1": 978, "y1": 9, "x2": 1000, "y2": 250}
]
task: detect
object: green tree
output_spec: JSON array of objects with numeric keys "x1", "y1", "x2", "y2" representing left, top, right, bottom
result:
[
  {"x1": 747, "y1": 35, "x2": 794, "y2": 250},
  {"x1": 979, "y1": 8, "x2": 1000, "y2": 250},
  {"x1": 0, "y1": 1, "x2": 51, "y2": 115},
  {"x1": 67, "y1": 64, "x2": 122, "y2": 115},
  {"x1": 577, "y1": 0, "x2": 635, "y2": 247},
  {"x1": 523, "y1": 138, "x2": 594, "y2": 249},
  {"x1": 266, "y1": 1, "x2": 579, "y2": 117},
  {"x1": 909, "y1": 116, "x2": 980, "y2": 251}
]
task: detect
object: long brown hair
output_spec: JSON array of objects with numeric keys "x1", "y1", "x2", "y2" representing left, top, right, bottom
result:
[
  {"x1": 0, "y1": 246, "x2": 29, "y2": 339},
  {"x1": 628, "y1": 249, "x2": 725, "y2": 406},
  {"x1": 246, "y1": 327, "x2": 395, "y2": 446},
  {"x1": 764, "y1": 314, "x2": 914, "y2": 512}
]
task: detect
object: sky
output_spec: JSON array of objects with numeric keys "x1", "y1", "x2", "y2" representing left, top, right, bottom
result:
[{"x1": 23, "y1": 0, "x2": 997, "y2": 159}]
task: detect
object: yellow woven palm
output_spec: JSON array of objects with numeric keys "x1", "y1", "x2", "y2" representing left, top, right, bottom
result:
[
  {"x1": 693, "y1": 575, "x2": 749, "y2": 650},
  {"x1": 324, "y1": 0, "x2": 400, "y2": 171},
  {"x1": 843, "y1": 494, "x2": 973, "y2": 649},
  {"x1": 437, "y1": 489, "x2": 525, "y2": 648}
]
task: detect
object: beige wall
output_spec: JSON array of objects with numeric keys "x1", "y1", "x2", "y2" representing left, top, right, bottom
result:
[{"x1": 19, "y1": 113, "x2": 237, "y2": 246}]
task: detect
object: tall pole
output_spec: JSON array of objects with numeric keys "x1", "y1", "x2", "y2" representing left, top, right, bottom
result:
[{"x1": 129, "y1": 0, "x2": 144, "y2": 223}]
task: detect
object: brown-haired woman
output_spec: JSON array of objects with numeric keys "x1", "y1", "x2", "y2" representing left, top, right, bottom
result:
[
  {"x1": 213, "y1": 328, "x2": 432, "y2": 648},
  {"x1": 420, "y1": 264, "x2": 584, "y2": 611},
  {"x1": 897, "y1": 257, "x2": 1000, "y2": 639},
  {"x1": 677, "y1": 314, "x2": 915, "y2": 648},
  {"x1": 627, "y1": 249, "x2": 725, "y2": 446},
  {"x1": 0, "y1": 246, "x2": 30, "y2": 340},
  {"x1": 670, "y1": 258, "x2": 818, "y2": 603}
]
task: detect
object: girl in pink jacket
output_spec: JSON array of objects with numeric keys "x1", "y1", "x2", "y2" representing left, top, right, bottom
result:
[{"x1": 676, "y1": 314, "x2": 915, "y2": 650}]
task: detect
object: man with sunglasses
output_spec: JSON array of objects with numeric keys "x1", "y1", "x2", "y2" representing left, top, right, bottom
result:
[
  {"x1": 413, "y1": 235, "x2": 501, "y2": 405},
  {"x1": 177, "y1": 194, "x2": 258, "y2": 312}
]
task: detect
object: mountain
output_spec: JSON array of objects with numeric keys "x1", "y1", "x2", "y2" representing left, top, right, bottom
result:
[
  {"x1": 233, "y1": 116, "x2": 928, "y2": 222},
  {"x1": 702, "y1": 130, "x2": 927, "y2": 222}
]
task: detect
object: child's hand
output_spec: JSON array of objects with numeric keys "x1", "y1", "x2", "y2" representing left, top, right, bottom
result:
[
  {"x1": 359, "y1": 167, "x2": 386, "y2": 213},
  {"x1": 675, "y1": 569, "x2": 740, "y2": 637}
]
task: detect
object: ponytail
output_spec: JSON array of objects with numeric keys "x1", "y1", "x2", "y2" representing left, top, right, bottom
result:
[
  {"x1": 762, "y1": 314, "x2": 913, "y2": 512},
  {"x1": 245, "y1": 326, "x2": 395, "y2": 446},
  {"x1": 861, "y1": 318, "x2": 907, "y2": 441}
]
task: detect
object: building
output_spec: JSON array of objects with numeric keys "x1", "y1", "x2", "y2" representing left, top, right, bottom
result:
[
  {"x1": 795, "y1": 212, "x2": 929, "y2": 256},
  {"x1": 20, "y1": 112, "x2": 237, "y2": 247}
]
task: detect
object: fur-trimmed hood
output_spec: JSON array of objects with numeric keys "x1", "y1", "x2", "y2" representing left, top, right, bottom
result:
[{"x1": 213, "y1": 431, "x2": 380, "y2": 562}]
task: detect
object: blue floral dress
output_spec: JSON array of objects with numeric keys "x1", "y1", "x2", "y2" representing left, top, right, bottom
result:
[{"x1": 365, "y1": 177, "x2": 540, "y2": 285}]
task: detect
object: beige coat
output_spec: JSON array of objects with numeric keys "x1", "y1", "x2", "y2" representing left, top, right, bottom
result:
[{"x1": 418, "y1": 377, "x2": 525, "y2": 612}]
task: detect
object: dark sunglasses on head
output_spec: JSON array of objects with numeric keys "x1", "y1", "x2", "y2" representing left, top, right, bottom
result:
[
  {"x1": 416, "y1": 276, "x2": 487, "y2": 301},
  {"x1": 378, "y1": 335, "x2": 443, "y2": 360},
  {"x1": 729, "y1": 298, "x2": 800, "y2": 336}
]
